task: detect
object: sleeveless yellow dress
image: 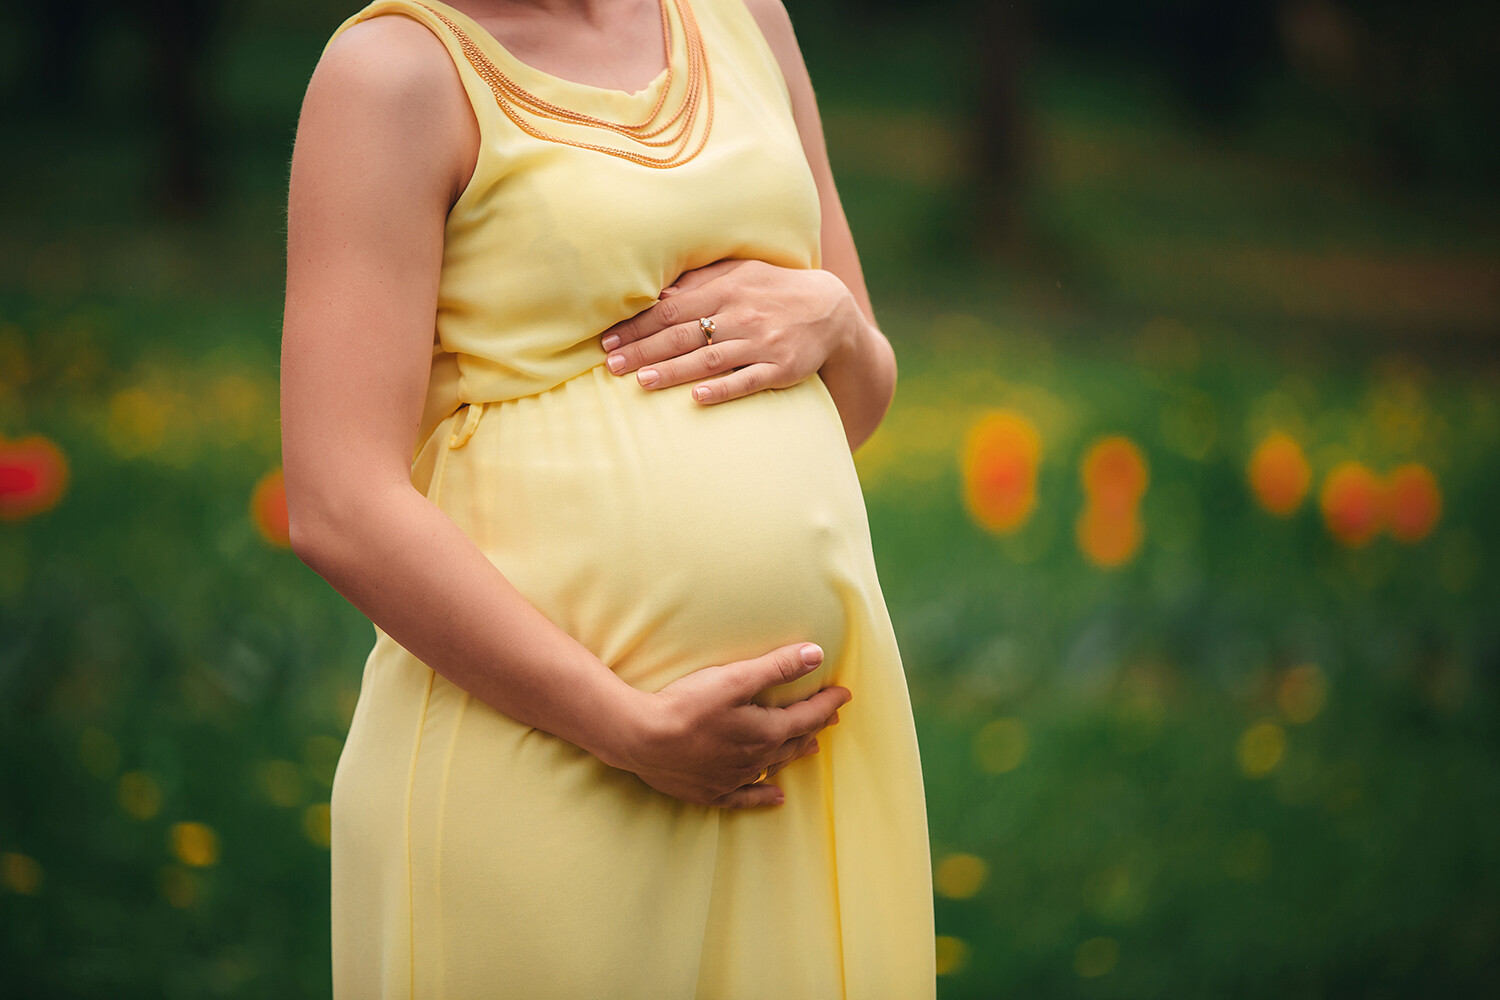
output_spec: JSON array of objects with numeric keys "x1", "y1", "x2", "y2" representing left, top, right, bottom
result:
[{"x1": 321, "y1": 1, "x2": 934, "y2": 996}]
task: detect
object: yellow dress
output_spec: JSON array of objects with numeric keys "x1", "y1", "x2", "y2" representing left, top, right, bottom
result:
[{"x1": 321, "y1": 0, "x2": 934, "y2": 996}]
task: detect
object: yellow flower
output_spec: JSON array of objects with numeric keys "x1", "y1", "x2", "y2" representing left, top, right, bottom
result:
[
  {"x1": 170, "y1": 822, "x2": 220, "y2": 868},
  {"x1": 934, "y1": 853, "x2": 988, "y2": 900},
  {"x1": 304, "y1": 803, "x2": 332, "y2": 848},
  {"x1": 1237, "y1": 721, "x2": 1287, "y2": 778},
  {"x1": 935, "y1": 935, "x2": 970, "y2": 976},
  {"x1": 972, "y1": 718, "x2": 1028, "y2": 774},
  {"x1": 1, "y1": 853, "x2": 43, "y2": 895},
  {"x1": 118, "y1": 772, "x2": 162, "y2": 821}
]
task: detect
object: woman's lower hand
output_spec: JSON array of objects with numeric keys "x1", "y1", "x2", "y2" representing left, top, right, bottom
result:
[
  {"x1": 610, "y1": 641, "x2": 850, "y2": 808},
  {"x1": 598, "y1": 259, "x2": 861, "y2": 405}
]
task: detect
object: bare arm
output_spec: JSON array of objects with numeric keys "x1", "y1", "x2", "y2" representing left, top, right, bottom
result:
[
  {"x1": 281, "y1": 15, "x2": 845, "y2": 807},
  {"x1": 744, "y1": 0, "x2": 897, "y2": 450}
]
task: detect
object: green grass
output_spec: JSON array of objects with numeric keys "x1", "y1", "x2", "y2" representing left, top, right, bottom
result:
[{"x1": 2, "y1": 20, "x2": 1499, "y2": 998}]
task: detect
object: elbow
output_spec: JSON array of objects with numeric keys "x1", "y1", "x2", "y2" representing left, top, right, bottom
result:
[
  {"x1": 881, "y1": 335, "x2": 898, "y2": 421},
  {"x1": 283, "y1": 470, "x2": 411, "y2": 572},
  {"x1": 287, "y1": 501, "x2": 336, "y2": 574},
  {"x1": 286, "y1": 508, "x2": 327, "y2": 570},
  {"x1": 282, "y1": 476, "x2": 349, "y2": 574},
  {"x1": 842, "y1": 335, "x2": 897, "y2": 454},
  {"x1": 865, "y1": 334, "x2": 898, "y2": 439}
]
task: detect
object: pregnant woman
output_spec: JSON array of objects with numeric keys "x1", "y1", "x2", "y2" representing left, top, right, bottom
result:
[{"x1": 280, "y1": 0, "x2": 934, "y2": 995}]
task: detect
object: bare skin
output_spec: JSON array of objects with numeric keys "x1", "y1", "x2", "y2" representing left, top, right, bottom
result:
[{"x1": 281, "y1": 0, "x2": 872, "y2": 808}]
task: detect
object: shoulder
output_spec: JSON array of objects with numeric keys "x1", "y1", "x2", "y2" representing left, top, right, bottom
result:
[
  {"x1": 299, "y1": 11, "x2": 478, "y2": 203},
  {"x1": 312, "y1": 12, "x2": 464, "y2": 111},
  {"x1": 738, "y1": 0, "x2": 800, "y2": 60},
  {"x1": 736, "y1": 0, "x2": 816, "y2": 119}
]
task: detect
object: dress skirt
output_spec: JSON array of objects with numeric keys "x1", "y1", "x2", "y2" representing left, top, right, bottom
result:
[{"x1": 330, "y1": 366, "x2": 934, "y2": 997}]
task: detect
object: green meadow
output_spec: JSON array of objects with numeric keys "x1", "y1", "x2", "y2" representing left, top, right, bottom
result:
[{"x1": 2, "y1": 7, "x2": 1497, "y2": 997}]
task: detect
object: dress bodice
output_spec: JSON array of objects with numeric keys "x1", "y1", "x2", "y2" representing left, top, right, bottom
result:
[{"x1": 321, "y1": 0, "x2": 823, "y2": 454}]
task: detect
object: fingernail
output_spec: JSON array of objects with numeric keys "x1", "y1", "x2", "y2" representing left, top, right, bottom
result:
[
  {"x1": 800, "y1": 643, "x2": 823, "y2": 666},
  {"x1": 607, "y1": 354, "x2": 626, "y2": 373},
  {"x1": 772, "y1": 790, "x2": 785, "y2": 805},
  {"x1": 660, "y1": 285, "x2": 678, "y2": 298},
  {"x1": 638, "y1": 368, "x2": 659, "y2": 387},
  {"x1": 602, "y1": 333, "x2": 621, "y2": 351},
  {"x1": 693, "y1": 385, "x2": 711, "y2": 402}
]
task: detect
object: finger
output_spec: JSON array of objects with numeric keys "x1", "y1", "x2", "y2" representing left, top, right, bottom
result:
[
  {"x1": 765, "y1": 734, "x2": 810, "y2": 773},
  {"x1": 660, "y1": 258, "x2": 742, "y2": 298},
  {"x1": 768, "y1": 732, "x2": 821, "y2": 773},
  {"x1": 633, "y1": 333, "x2": 746, "y2": 389},
  {"x1": 603, "y1": 282, "x2": 720, "y2": 354},
  {"x1": 768, "y1": 685, "x2": 851, "y2": 743},
  {"x1": 599, "y1": 294, "x2": 684, "y2": 354},
  {"x1": 599, "y1": 307, "x2": 651, "y2": 353},
  {"x1": 726, "y1": 643, "x2": 825, "y2": 703},
  {"x1": 713, "y1": 784, "x2": 785, "y2": 809},
  {"x1": 611, "y1": 311, "x2": 729, "y2": 377},
  {"x1": 606, "y1": 319, "x2": 700, "y2": 375},
  {"x1": 690, "y1": 362, "x2": 783, "y2": 404}
]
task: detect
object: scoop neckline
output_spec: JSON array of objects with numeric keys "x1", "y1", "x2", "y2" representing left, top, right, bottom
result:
[{"x1": 415, "y1": 0, "x2": 683, "y2": 106}]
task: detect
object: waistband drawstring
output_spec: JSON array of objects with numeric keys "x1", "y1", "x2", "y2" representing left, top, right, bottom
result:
[{"x1": 449, "y1": 401, "x2": 486, "y2": 449}]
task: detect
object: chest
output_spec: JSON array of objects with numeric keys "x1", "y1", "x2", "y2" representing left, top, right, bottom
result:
[{"x1": 443, "y1": 67, "x2": 822, "y2": 311}]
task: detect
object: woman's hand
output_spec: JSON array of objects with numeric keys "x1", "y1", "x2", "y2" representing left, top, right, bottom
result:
[
  {"x1": 598, "y1": 259, "x2": 863, "y2": 405},
  {"x1": 609, "y1": 641, "x2": 850, "y2": 808}
]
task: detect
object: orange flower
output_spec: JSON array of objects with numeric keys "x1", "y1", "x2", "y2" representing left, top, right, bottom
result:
[
  {"x1": 0, "y1": 434, "x2": 69, "y2": 521},
  {"x1": 1247, "y1": 431, "x2": 1311, "y2": 516},
  {"x1": 1080, "y1": 435, "x2": 1148, "y2": 517},
  {"x1": 251, "y1": 467, "x2": 291, "y2": 547},
  {"x1": 962, "y1": 410, "x2": 1041, "y2": 534},
  {"x1": 1319, "y1": 461, "x2": 1383, "y2": 548},
  {"x1": 1384, "y1": 463, "x2": 1441, "y2": 543},
  {"x1": 1076, "y1": 504, "x2": 1142, "y2": 568}
]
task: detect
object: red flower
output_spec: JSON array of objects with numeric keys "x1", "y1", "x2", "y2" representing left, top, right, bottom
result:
[
  {"x1": 1384, "y1": 463, "x2": 1441, "y2": 543},
  {"x1": 1076, "y1": 504, "x2": 1142, "y2": 568},
  {"x1": 251, "y1": 467, "x2": 291, "y2": 547},
  {"x1": 1319, "y1": 461, "x2": 1383, "y2": 547},
  {"x1": 962, "y1": 410, "x2": 1041, "y2": 534},
  {"x1": 0, "y1": 435, "x2": 69, "y2": 521},
  {"x1": 1247, "y1": 431, "x2": 1311, "y2": 517},
  {"x1": 1081, "y1": 435, "x2": 1148, "y2": 517},
  {"x1": 1077, "y1": 435, "x2": 1148, "y2": 568}
]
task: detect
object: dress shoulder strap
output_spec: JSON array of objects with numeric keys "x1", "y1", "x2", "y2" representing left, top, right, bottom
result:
[{"x1": 695, "y1": 0, "x2": 797, "y2": 115}]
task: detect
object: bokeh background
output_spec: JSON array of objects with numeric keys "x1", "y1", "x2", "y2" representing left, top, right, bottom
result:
[{"x1": 2, "y1": 0, "x2": 1498, "y2": 996}]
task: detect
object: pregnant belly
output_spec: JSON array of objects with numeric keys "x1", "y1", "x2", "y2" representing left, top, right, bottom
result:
[{"x1": 423, "y1": 364, "x2": 877, "y2": 708}]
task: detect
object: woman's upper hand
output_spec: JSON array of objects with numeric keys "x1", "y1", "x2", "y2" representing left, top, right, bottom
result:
[
  {"x1": 598, "y1": 259, "x2": 862, "y2": 405},
  {"x1": 609, "y1": 641, "x2": 850, "y2": 808}
]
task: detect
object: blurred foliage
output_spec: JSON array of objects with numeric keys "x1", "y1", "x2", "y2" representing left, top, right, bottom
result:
[{"x1": 2, "y1": 0, "x2": 1498, "y2": 997}]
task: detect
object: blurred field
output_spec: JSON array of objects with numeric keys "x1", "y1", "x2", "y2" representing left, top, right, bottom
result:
[{"x1": 2, "y1": 3, "x2": 1499, "y2": 998}]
